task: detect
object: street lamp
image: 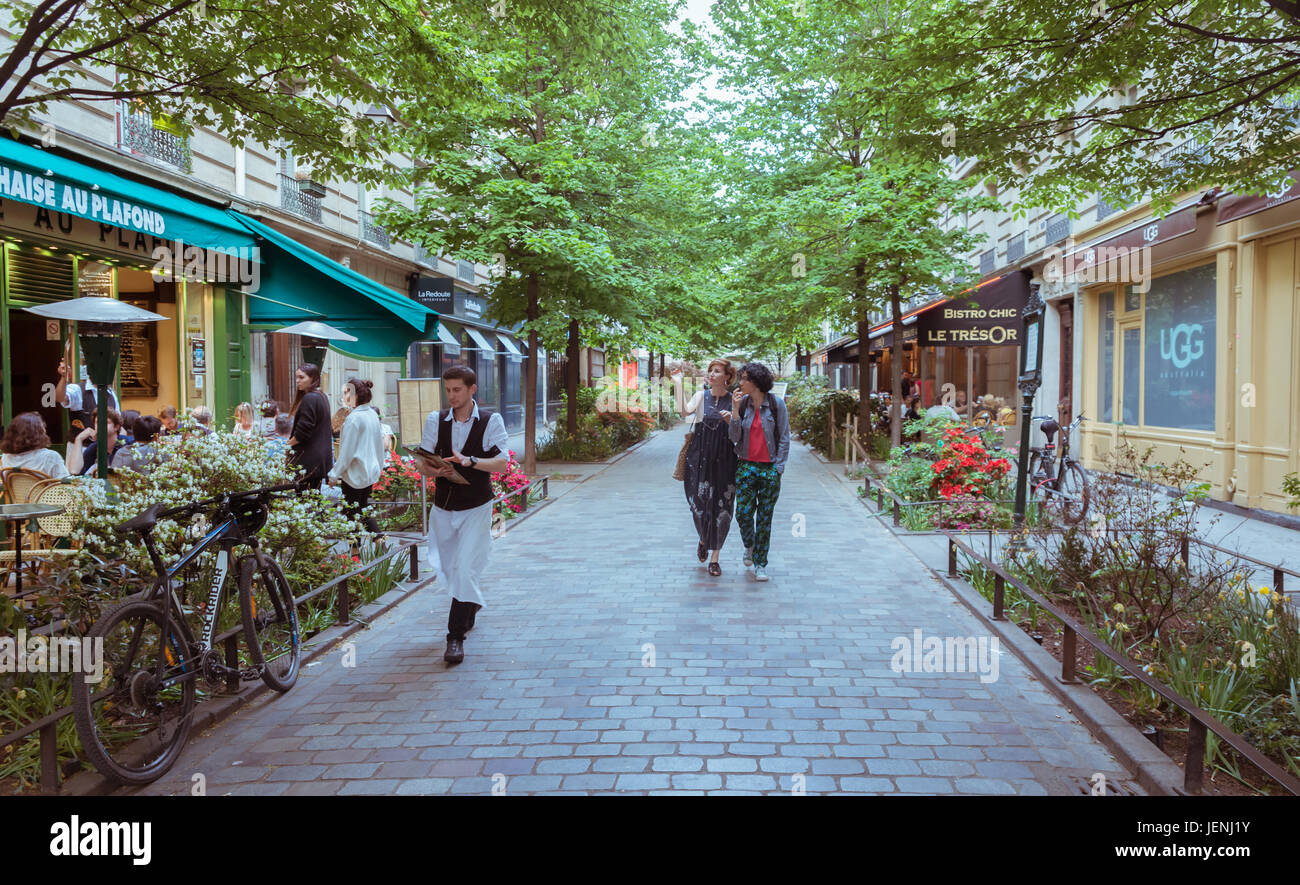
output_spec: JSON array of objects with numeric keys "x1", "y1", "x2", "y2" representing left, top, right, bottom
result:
[
  {"x1": 1009, "y1": 281, "x2": 1046, "y2": 553},
  {"x1": 24, "y1": 297, "x2": 166, "y2": 482},
  {"x1": 271, "y1": 320, "x2": 358, "y2": 367}
]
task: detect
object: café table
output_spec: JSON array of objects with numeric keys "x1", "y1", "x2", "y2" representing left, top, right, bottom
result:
[{"x1": 0, "y1": 502, "x2": 66, "y2": 594}]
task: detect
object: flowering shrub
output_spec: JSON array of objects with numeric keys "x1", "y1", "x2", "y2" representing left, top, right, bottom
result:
[
  {"x1": 929, "y1": 427, "x2": 1012, "y2": 499},
  {"x1": 492, "y1": 450, "x2": 531, "y2": 515}
]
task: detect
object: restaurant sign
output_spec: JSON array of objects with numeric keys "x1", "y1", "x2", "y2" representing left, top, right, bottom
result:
[{"x1": 915, "y1": 270, "x2": 1030, "y2": 347}]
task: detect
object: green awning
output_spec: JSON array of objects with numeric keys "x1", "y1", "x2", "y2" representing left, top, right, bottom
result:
[
  {"x1": 0, "y1": 136, "x2": 257, "y2": 253},
  {"x1": 231, "y1": 211, "x2": 436, "y2": 360}
]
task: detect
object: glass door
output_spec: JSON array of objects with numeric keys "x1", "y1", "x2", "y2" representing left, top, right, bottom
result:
[{"x1": 1118, "y1": 320, "x2": 1142, "y2": 427}]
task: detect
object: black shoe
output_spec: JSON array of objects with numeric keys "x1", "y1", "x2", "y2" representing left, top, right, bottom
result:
[
  {"x1": 708, "y1": 561, "x2": 721, "y2": 577},
  {"x1": 444, "y1": 636, "x2": 465, "y2": 665},
  {"x1": 466, "y1": 604, "x2": 480, "y2": 633},
  {"x1": 697, "y1": 543, "x2": 708, "y2": 562}
]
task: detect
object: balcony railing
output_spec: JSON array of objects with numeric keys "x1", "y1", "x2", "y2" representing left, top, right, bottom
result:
[
  {"x1": 360, "y1": 211, "x2": 390, "y2": 248},
  {"x1": 457, "y1": 259, "x2": 476, "y2": 283},
  {"x1": 978, "y1": 247, "x2": 996, "y2": 277},
  {"x1": 414, "y1": 243, "x2": 434, "y2": 265},
  {"x1": 1006, "y1": 232, "x2": 1025, "y2": 264},
  {"x1": 1044, "y1": 213, "x2": 1071, "y2": 246},
  {"x1": 279, "y1": 173, "x2": 322, "y2": 223},
  {"x1": 120, "y1": 108, "x2": 192, "y2": 172}
]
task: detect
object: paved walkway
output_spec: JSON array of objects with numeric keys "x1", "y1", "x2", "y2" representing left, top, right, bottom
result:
[{"x1": 129, "y1": 427, "x2": 1134, "y2": 795}]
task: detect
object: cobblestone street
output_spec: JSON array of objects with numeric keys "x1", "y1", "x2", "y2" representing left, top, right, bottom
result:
[{"x1": 130, "y1": 428, "x2": 1136, "y2": 796}]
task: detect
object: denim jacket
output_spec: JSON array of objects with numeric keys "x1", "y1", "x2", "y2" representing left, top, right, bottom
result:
[{"x1": 728, "y1": 393, "x2": 791, "y2": 475}]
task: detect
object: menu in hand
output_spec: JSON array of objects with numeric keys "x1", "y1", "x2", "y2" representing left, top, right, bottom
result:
[{"x1": 405, "y1": 446, "x2": 470, "y2": 484}]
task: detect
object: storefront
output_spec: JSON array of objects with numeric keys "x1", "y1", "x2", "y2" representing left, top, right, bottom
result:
[
  {"x1": 0, "y1": 136, "x2": 257, "y2": 444},
  {"x1": 405, "y1": 273, "x2": 529, "y2": 432},
  {"x1": 1076, "y1": 185, "x2": 1299, "y2": 514}
]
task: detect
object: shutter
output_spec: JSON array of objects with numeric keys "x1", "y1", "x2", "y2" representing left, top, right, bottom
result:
[{"x1": 6, "y1": 248, "x2": 74, "y2": 305}]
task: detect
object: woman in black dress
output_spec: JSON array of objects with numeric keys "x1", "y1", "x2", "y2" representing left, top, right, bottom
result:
[
  {"x1": 287, "y1": 363, "x2": 333, "y2": 489},
  {"x1": 679, "y1": 359, "x2": 738, "y2": 576}
]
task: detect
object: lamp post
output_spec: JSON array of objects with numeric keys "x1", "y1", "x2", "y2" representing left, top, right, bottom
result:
[
  {"x1": 1009, "y1": 281, "x2": 1046, "y2": 554},
  {"x1": 24, "y1": 297, "x2": 166, "y2": 483}
]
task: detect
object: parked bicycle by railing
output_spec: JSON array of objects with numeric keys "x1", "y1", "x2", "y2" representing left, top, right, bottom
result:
[
  {"x1": 1027, "y1": 412, "x2": 1089, "y2": 524},
  {"x1": 71, "y1": 481, "x2": 304, "y2": 785}
]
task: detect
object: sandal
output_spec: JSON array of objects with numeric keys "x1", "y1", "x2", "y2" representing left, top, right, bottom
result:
[
  {"x1": 697, "y1": 543, "x2": 708, "y2": 562},
  {"x1": 708, "y1": 562, "x2": 721, "y2": 576}
]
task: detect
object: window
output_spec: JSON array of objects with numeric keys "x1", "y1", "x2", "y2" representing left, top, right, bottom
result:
[
  {"x1": 1142, "y1": 264, "x2": 1216, "y2": 431},
  {"x1": 1097, "y1": 291, "x2": 1114, "y2": 422}
]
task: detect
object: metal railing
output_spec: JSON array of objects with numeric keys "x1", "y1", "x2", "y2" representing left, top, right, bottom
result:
[
  {"x1": 120, "y1": 108, "x2": 192, "y2": 171},
  {"x1": 978, "y1": 247, "x2": 995, "y2": 277},
  {"x1": 0, "y1": 538, "x2": 424, "y2": 794},
  {"x1": 279, "y1": 173, "x2": 323, "y2": 223},
  {"x1": 1006, "y1": 232, "x2": 1026, "y2": 264},
  {"x1": 1044, "y1": 213, "x2": 1071, "y2": 246},
  {"x1": 360, "y1": 211, "x2": 390, "y2": 248},
  {"x1": 858, "y1": 471, "x2": 1300, "y2": 795}
]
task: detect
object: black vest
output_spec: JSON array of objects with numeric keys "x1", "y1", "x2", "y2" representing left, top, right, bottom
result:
[
  {"x1": 72, "y1": 385, "x2": 117, "y2": 433},
  {"x1": 433, "y1": 406, "x2": 500, "y2": 511}
]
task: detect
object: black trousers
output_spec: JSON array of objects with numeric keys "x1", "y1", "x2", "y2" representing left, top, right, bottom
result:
[
  {"x1": 341, "y1": 482, "x2": 380, "y2": 534},
  {"x1": 447, "y1": 599, "x2": 481, "y2": 641}
]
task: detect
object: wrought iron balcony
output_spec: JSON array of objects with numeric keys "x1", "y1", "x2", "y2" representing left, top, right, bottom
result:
[
  {"x1": 279, "y1": 173, "x2": 322, "y2": 223},
  {"x1": 1006, "y1": 232, "x2": 1026, "y2": 264},
  {"x1": 457, "y1": 259, "x2": 476, "y2": 283},
  {"x1": 360, "y1": 211, "x2": 390, "y2": 248},
  {"x1": 1044, "y1": 213, "x2": 1071, "y2": 246},
  {"x1": 979, "y1": 247, "x2": 996, "y2": 277},
  {"x1": 119, "y1": 107, "x2": 192, "y2": 172}
]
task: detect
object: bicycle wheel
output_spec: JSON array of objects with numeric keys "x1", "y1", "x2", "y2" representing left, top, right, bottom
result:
[
  {"x1": 1057, "y1": 461, "x2": 1090, "y2": 525},
  {"x1": 71, "y1": 599, "x2": 196, "y2": 785},
  {"x1": 239, "y1": 554, "x2": 300, "y2": 692},
  {"x1": 1026, "y1": 452, "x2": 1056, "y2": 520}
]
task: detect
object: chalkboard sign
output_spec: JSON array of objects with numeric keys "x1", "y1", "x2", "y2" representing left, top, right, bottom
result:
[
  {"x1": 77, "y1": 262, "x2": 114, "y2": 298},
  {"x1": 118, "y1": 295, "x2": 159, "y2": 396}
]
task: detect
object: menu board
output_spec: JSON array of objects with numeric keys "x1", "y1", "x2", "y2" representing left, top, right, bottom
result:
[
  {"x1": 118, "y1": 296, "x2": 159, "y2": 396},
  {"x1": 77, "y1": 262, "x2": 114, "y2": 298}
]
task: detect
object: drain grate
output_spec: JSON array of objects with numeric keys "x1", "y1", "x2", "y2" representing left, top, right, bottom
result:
[{"x1": 1067, "y1": 772, "x2": 1141, "y2": 796}]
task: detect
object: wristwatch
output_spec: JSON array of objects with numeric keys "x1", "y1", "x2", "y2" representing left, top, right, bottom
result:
[{"x1": 469, "y1": 455, "x2": 478, "y2": 468}]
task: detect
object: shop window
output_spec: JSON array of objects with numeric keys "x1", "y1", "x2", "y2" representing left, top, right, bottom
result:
[
  {"x1": 1097, "y1": 290, "x2": 1114, "y2": 422},
  {"x1": 1142, "y1": 264, "x2": 1215, "y2": 431},
  {"x1": 1121, "y1": 326, "x2": 1141, "y2": 425}
]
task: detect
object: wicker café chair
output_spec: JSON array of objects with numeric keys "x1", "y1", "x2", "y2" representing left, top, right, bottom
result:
[
  {"x1": 0, "y1": 480, "x2": 81, "y2": 589},
  {"x1": 2, "y1": 467, "x2": 53, "y2": 504}
]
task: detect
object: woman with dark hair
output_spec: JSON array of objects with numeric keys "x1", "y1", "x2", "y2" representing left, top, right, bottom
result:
[
  {"x1": 119, "y1": 409, "x2": 141, "y2": 445},
  {"x1": 0, "y1": 412, "x2": 70, "y2": 478},
  {"x1": 724, "y1": 362, "x2": 791, "y2": 582},
  {"x1": 328, "y1": 377, "x2": 384, "y2": 534},
  {"x1": 675, "y1": 358, "x2": 738, "y2": 576},
  {"x1": 286, "y1": 363, "x2": 333, "y2": 488},
  {"x1": 112, "y1": 415, "x2": 166, "y2": 475}
]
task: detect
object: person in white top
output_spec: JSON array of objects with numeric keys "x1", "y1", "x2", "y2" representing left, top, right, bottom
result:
[
  {"x1": 232, "y1": 402, "x2": 258, "y2": 437},
  {"x1": 55, "y1": 353, "x2": 119, "y2": 435},
  {"x1": 415, "y1": 365, "x2": 511, "y2": 665},
  {"x1": 327, "y1": 378, "x2": 386, "y2": 534},
  {"x1": 0, "y1": 412, "x2": 70, "y2": 479}
]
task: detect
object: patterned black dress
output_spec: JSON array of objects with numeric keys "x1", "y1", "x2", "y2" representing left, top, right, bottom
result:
[{"x1": 684, "y1": 391, "x2": 738, "y2": 549}]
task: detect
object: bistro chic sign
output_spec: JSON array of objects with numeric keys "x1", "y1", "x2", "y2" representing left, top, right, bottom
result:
[
  {"x1": 915, "y1": 270, "x2": 1031, "y2": 347},
  {"x1": 0, "y1": 163, "x2": 168, "y2": 236}
]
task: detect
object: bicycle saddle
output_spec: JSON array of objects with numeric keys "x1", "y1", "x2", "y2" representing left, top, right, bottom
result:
[
  {"x1": 115, "y1": 503, "x2": 162, "y2": 535},
  {"x1": 1039, "y1": 418, "x2": 1059, "y2": 442}
]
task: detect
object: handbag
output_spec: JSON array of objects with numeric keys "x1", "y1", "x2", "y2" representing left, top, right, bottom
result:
[{"x1": 672, "y1": 431, "x2": 693, "y2": 481}]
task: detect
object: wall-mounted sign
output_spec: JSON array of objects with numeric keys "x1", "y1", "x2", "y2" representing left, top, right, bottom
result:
[
  {"x1": 915, "y1": 270, "x2": 1031, "y2": 347},
  {"x1": 45, "y1": 320, "x2": 60, "y2": 340},
  {"x1": 410, "y1": 274, "x2": 454, "y2": 312},
  {"x1": 456, "y1": 290, "x2": 486, "y2": 320},
  {"x1": 190, "y1": 336, "x2": 206, "y2": 373},
  {"x1": 1216, "y1": 171, "x2": 1300, "y2": 225}
]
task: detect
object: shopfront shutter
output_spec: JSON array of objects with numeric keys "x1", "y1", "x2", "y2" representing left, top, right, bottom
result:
[{"x1": 6, "y1": 248, "x2": 74, "y2": 305}]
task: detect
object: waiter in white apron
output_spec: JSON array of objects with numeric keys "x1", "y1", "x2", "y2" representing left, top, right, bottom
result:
[{"x1": 416, "y1": 365, "x2": 511, "y2": 665}]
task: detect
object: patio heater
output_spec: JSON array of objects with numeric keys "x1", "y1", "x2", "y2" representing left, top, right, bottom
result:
[
  {"x1": 1008, "y1": 281, "x2": 1046, "y2": 554},
  {"x1": 271, "y1": 320, "x2": 358, "y2": 368},
  {"x1": 24, "y1": 297, "x2": 166, "y2": 483}
]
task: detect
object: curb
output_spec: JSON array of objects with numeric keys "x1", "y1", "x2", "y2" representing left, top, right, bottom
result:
[{"x1": 61, "y1": 569, "x2": 438, "y2": 797}]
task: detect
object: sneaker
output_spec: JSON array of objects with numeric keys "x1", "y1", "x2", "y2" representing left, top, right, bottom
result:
[
  {"x1": 754, "y1": 567, "x2": 768, "y2": 582},
  {"x1": 743, "y1": 548, "x2": 753, "y2": 567}
]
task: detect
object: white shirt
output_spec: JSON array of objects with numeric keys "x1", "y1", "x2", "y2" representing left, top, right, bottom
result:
[
  {"x1": 1, "y1": 448, "x2": 70, "y2": 479},
  {"x1": 62, "y1": 381, "x2": 119, "y2": 413},
  {"x1": 328, "y1": 405, "x2": 386, "y2": 488},
  {"x1": 421, "y1": 400, "x2": 510, "y2": 459}
]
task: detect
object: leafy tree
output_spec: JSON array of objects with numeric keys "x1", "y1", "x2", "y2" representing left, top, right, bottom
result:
[{"x1": 905, "y1": 0, "x2": 1300, "y2": 212}]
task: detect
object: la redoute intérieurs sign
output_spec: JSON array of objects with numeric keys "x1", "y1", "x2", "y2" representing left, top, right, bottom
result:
[{"x1": 917, "y1": 274, "x2": 1031, "y2": 347}]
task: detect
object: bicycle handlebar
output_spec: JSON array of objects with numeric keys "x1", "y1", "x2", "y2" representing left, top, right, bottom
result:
[{"x1": 157, "y1": 481, "x2": 303, "y2": 520}]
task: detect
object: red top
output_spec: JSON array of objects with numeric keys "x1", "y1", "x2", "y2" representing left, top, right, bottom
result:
[{"x1": 747, "y1": 405, "x2": 771, "y2": 462}]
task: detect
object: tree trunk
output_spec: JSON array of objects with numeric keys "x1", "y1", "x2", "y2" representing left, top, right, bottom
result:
[
  {"x1": 566, "y1": 317, "x2": 580, "y2": 435},
  {"x1": 857, "y1": 314, "x2": 872, "y2": 433},
  {"x1": 523, "y1": 272, "x2": 540, "y2": 475},
  {"x1": 889, "y1": 283, "x2": 904, "y2": 449}
]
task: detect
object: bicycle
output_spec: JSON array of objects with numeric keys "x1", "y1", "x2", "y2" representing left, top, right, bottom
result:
[
  {"x1": 1027, "y1": 412, "x2": 1090, "y2": 524},
  {"x1": 71, "y1": 481, "x2": 303, "y2": 785}
]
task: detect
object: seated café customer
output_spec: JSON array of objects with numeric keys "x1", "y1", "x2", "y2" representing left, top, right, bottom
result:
[
  {"x1": 191, "y1": 405, "x2": 214, "y2": 435},
  {"x1": 66, "y1": 409, "x2": 124, "y2": 476},
  {"x1": 120, "y1": 409, "x2": 141, "y2": 445},
  {"x1": 112, "y1": 415, "x2": 166, "y2": 475},
  {"x1": 266, "y1": 413, "x2": 293, "y2": 461},
  {"x1": 232, "y1": 402, "x2": 257, "y2": 437},
  {"x1": 1, "y1": 412, "x2": 70, "y2": 479},
  {"x1": 258, "y1": 401, "x2": 278, "y2": 437},
  {"x1": 159, "y1": 406, "x2": 180, "y2": 434}
]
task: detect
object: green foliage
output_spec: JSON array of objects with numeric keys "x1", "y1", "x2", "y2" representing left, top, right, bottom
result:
[
  {"x1": 786, "y1": 380, "x2": 858, "y2": 456},
  {"x1": 1285, "y1": 472, "x2": 1300, "y2": 511}
]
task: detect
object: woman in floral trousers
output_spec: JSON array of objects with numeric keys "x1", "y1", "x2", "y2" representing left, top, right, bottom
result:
[{"x1": 723, "y1": 362, "x2": 790, "y2": 582}]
